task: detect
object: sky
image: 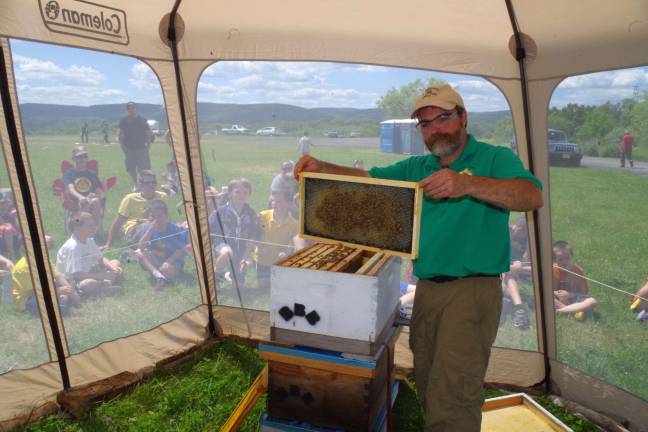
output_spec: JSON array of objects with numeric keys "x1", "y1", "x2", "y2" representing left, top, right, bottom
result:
[{"x1": 9, "y1": 39, "x2": 648, "y2": 112}]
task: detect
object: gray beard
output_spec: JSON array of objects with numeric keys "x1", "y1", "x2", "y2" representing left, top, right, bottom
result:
[{"x1": 430, "y1": 140, "x2": 461, "y2": 157}]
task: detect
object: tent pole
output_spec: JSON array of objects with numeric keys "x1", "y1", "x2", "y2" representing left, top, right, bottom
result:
[
  {"x1": 168, "y1": 1, "x2": 216, "y2": 336},
  {"x1": 0, "y1": 42, "x2": 71, "y2": 389},
  {"x1": 504, "y1": 0, "x2": 551, "y2": 394}
]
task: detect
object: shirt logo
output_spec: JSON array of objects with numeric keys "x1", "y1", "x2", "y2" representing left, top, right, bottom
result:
[
  {"x1": 73, "y1": 177, "x2": 92, "y2": 194},
  {"x1": 39, "y1": 0, "x2": 129, "y2": 45}
]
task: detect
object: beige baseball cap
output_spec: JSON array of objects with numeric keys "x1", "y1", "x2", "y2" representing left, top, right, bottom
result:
[{"x1": 411, "y1": 85, "x2": 465, "y2": 118}]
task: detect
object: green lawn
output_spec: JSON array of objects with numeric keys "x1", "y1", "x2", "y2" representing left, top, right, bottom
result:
[
  {"x1": 549, "y1": 166, "x2": 648, "y2": 399},
  {"x1": 17, "y1": 338, "x2": 599, "y2": 432}
]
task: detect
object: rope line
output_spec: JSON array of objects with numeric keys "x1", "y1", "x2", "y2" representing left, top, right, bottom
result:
[{"x1": 554, "y1": 264, "x2": 648, "y2": 302}]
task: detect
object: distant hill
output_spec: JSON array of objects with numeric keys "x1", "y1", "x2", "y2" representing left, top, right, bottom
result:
[{"x1": 17, "y1": 102, "x2": 510, "y2": 135}]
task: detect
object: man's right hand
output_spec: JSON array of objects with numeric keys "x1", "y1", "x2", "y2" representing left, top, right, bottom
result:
[{"x1": 293, "y1": 156, "x2": 324, "y2": 180}]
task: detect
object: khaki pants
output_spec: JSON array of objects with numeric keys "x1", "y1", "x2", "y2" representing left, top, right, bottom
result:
[{"x1": 410, "y1": 276, "x2": 502, "y2": 432}]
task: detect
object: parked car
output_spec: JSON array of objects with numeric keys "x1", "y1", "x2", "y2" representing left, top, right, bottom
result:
[
  {"x1": 323, "y1": 130, "x2": 339, "y2": 138},
  {"x1": 349, "y1": 131, "x2": 362, "y2": 138},
  {"x1": 221, "y1": 124, "x2": 249, "y2": 135},
  {"x1": 548, "y1": 129, "x2": 582, "y2": 167},
  {"x1": 256, "y1": 126, "x2": 286, "y2": 136},
  {"x1": 511, "y1": 128, "x2": 582, "y2": 167}
]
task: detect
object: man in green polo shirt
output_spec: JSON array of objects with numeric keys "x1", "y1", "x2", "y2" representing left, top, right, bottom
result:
[{"x1": 294, "y1": 84, "x2": 543, "y2": 431}]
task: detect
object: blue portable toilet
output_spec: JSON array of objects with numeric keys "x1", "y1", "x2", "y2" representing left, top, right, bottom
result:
[
  {"x1": 381, "y1": 119, "x2": 425, "y2": 154},
  {"x1": 380, "y1": 120, "x2": 397, "y2": 153}
]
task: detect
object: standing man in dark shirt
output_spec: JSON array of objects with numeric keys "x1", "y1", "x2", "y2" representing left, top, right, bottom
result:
[
  {"x1": 80, "y1": 122, "x2": 89, "y2": 143},
  {"x1": 118, "y1": 102, "x2": 152, "y2": 187}
]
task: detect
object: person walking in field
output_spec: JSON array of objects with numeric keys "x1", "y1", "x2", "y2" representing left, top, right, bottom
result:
[
  {"x1": 80, "y1": 122, "x2": 89, "y2": 143},
  {"x1": 620, "y1": 130, "x2": 635, "y2": 168},
  {"x1": 101, "y1": 121, "x2": 110, "y2": 145},
  {"x1": 118, "y1": 102, "x2": 153, "y2": 186},
  {"x1": 298, "y1": 131, "x2": 315, "y2": 156}
]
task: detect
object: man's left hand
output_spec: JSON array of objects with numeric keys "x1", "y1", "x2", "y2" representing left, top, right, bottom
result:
[{"x1": 419, "y1": 169, "x2": 470, "y2": 199}]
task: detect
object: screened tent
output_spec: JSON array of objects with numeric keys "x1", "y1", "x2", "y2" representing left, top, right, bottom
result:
[{"x1": 0, "y1": 0, "x2": 647, "y2": 430}]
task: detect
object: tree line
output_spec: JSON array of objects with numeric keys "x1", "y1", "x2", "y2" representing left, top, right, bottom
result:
[{"x1": 378, "y1": 77, "x2": 648, "y2": 158}]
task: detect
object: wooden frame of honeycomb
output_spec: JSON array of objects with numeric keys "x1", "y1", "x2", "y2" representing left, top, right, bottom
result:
[{"x1": 298, "y1": 172, "x2": 422, "y2": 259}]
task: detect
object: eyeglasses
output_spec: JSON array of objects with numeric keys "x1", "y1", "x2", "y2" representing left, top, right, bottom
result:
[
  {"x1": 416, "y1": 110, "x2": 459, "y2": 129},
  {"x1": 73, "y1": 155, "x2": 88, "y2": 160},
  {"x1": 141, "y1": 180, "x2": 157, "y2": 186}
]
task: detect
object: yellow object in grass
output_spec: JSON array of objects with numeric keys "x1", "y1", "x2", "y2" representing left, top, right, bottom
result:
[
  {"x1": 574, "y1": 311, "x2": 585, "y2": 321},
  {"x1": 630, "y1": 297, "x2": 641, "y2": 311}
]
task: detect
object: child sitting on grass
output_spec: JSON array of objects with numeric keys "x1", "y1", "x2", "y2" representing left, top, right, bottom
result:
[
  {"x1": 552, "y1": 240, "x2": 597, "y2": 320},
  {"x1": 135, "y1": 200, "x2": 187, "y2": 291},
  {"x1": 629, "y1": 279, "x2": 648, "y2": 321},
  {"x1": 13, "y1": 236, "x2": 80, "y2": 316},
  {"x1": 56, "y1": 212, "x2": 123, "y2": 298},
  {"x1": 0, "y1": 196, "x2": 21, "y2": 260}
]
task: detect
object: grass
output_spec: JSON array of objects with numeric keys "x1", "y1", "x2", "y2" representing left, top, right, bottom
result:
[
  {"x1": 550, "y1": 166, "x2": 648, "y2": 399},
  {"x1": 17, "y1": 338, "x2": 266, "y2": 432},
  {"x1": 18, "y1": 337, "x2": 598, "y2": 432}
]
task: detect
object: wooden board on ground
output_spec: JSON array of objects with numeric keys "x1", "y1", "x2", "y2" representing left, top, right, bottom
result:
[
  {"x1": 482, "y1": 393, "x2": 572, "y2": 431},
  {"x1": 299, "y1": 172, "x2": 421, "y2": 259}
]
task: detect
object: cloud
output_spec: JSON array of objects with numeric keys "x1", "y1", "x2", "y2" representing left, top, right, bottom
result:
[
  {"x1": 128, "y1": 63, "x2": 159, "y2": 90},
  {"x1": 560, "y1": 68, "x2": 648, "y2": 89},
  {"x1": 12, "y1": 54, "x2": 105, "y2": 86},
  {"x1": 16, "y1": 83, "x2": 126, "y2": 105},
  {"x1": 352, "y1": 65, "x2": 390, "y2": 73},
  {"x1": 551, "y1": 67, "x2": 648, "y2": 107}
]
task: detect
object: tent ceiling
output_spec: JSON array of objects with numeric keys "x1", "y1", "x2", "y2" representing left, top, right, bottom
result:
[{"x1": 1, "y1": 0, "x2": 647, "y2": 80}]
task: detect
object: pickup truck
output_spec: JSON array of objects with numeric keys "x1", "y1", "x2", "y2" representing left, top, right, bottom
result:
[{"x1": 221, "y1": 124, "x2": 249, "y2": 135}]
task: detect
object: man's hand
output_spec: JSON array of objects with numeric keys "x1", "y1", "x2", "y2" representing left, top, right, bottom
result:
[
  {"x1": 419, "y1": 169, "x2": 471, "y2": 199},
  {"x1": 293, "y1": 156, "x2": 324, "y2": 179}
]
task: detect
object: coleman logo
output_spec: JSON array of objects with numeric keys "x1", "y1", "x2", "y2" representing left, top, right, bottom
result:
[{"x1": 39, "y1": 0, "x2": 129, "y2": 45}]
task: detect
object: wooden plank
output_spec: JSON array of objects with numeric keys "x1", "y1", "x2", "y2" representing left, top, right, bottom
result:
[
  {"x1": 260, "y1": 350, "x2": 375, "y2": 379},
  {"x1": 299, "y1": 245, "x2": 340, "y2": 269},
  {"x1": 356, "y1": 252, "x2": 384, "y2": 275},
  {"x1": 482, "y1": 393, "x2": 524, "y2": 411},
  {"x1": 276, "y1": 243, "x2": 325, "y2": 267},
  {"x1": 219, "y1": 364, "x2": 268, "y2": 432},
  {"x1": 411, "y1": 186, "x2": 423, "y2": 259},
  {"x1": 292, "y1": 244, "x2": 334, "y2": 268},
  {"x1": 301, "y1": 171, "x2": 418, "y2": 190},
  {"x1": 329, "y1": 248, "x2": 364, "y2": 273},
  {"x1": 300, "y1": 234, "x2": 415, "y2": 259},
  {"x1": 367, "y1": 254, "x2": 391, "y2": 277},
  {"x1": 310, "y1": 246, "x2": 350, "y2": 270}
]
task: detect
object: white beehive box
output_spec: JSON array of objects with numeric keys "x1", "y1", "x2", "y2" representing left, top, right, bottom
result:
[{"x1": 270, "y1": 243, "x2": 401, "y2": 355}]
